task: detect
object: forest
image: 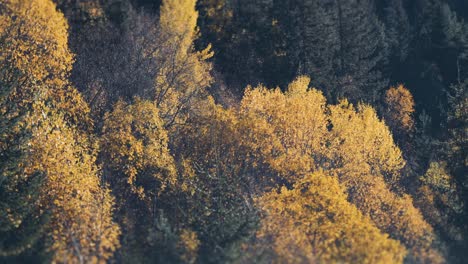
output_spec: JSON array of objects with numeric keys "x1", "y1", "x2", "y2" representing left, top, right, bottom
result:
[{"x1": 0, "y1": 0, "x2": 467, "y2": 263}]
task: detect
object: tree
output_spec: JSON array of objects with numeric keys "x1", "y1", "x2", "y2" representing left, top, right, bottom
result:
[
  {"x1": 443, "y1": 79, "x2": 468, "y2": 260},
  {"x1": 239, "y1": 76, "x2": 329, "y2": 182},
  {"x1": 169, "y1": 98, "x2": 261, "y2": 263},
  {"x1": 28, "y1": 104, "x2": 120, "y2": 263},
  {"x1": 69, "y1": 8, "x2": 161, "y2": 118},
  {"x1": 327, "y1": 100, "x2": 443, "y2": 262},
  {"x1": 283, "y1": 0, "x2": 341, "y2": 100},
  {"x1": 0, "y1": 1, "x2": 75, "y2": 257},
  {"x1": 440, "y1": 3, "x2": 468, "y2": 85},
  {"x1": 0, "y1": 1, "x2": 120, "y2": 261},
  {"x1": 445, "y1": 79, "x2": 468, "y2": 185},
  {"x1": 100, "y1": 98, "x2": 177, "y2": 210},
  {"x1": 384, "y1": 85, "x2": 415, "y2": 152},
  {"x1": 253, "y1": 171, "x2": 405, "y2": 263},
  {"x1": 54, "y1": 0, "x2": 106, "y2": 25},
  {"x1": 196, "y1": 0, "x2": 232, "y2": 49},
  {"x1": 197, "y1": 0, "x2": 294, "y2": 93},
  {"x1": 155, "y1": 0, "x2": 213, "y2": 128},
  {"x1": 276, "y1": 0, "x2": 387, "y2": 103},
  {"x1": 332, "y1": 0, "x2": 388, "y2": 103},
  {"x1": 236, "y1": 77, "x2": 443, "y2": 262},
  {"x1": 100, "y1": 98, "x2": 177, "y2": 262},
  {"x1": 381, "y1": 0, "x2": 411, "y2": 78},
  {"x1": 66, "y1": 0, "x2": 213, "y2": 126},
  {"x1": 402, "y1": 0, "x2": 468, "y2": 133},
  {"x1": 0, "y1": 0, "x2": 90, "y2": 126},
  {"x1": 415, "y1": 161, "x2": 464, "y2": 262}
]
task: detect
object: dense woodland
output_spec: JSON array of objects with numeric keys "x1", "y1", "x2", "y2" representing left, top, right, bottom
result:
[{"x1": 0, "y1": 0, "x2": 467, "y2": 263}]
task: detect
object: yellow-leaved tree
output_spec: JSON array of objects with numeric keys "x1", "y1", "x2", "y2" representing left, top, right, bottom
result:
[
  {"x1": 327, "y1": 100, "x2": 442, "y2": 263},
  {"x1": 155, "y1": 0, "x2": 214, "y2": 128},
  {"x1": 383, "y1": 85, "x2": 416, "y2": 153},
  {"x1": 101, "y1": 98, "x2": 177, "y2": 210},
  {"x1": 327, "y1": 100, "x2": 405, "y2": 187},
  {"x1": 100, "y1": 98, "x2": 177, "y2": 262},
  {"x1": 384, "y1": 85, "x2": 415, "y2": 138},
  {"x1": 239, "y1": 76, "x2": 329, "y2": 182},
  {"x1": 28, "y1": 103, "x2": 120, "y2": 263},
  {"x1": 0, "y1": 0, "x2": 120, "y2": 262},
  {"x1": 254, "y1": 171, "x2": 405, "y2": 264},
  {"x1": 233, "y1": 76, "x2": 443, "y2": 263},
  {"x1": 174, "y1": 76, "x2": 412, "y2": 262},
  {"x1": 0, "y1": 0, "x2": 90, "y2": 126}
]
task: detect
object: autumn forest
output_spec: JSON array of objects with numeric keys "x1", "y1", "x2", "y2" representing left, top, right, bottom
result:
[{"x1": 0, "y1": 0, "x2": 467, "y2": 263}]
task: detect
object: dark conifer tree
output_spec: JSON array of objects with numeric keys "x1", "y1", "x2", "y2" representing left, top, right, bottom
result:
[
  {"x1": 280, "y1": 0, "x2": 387, "y2": 103},
  {"x1": 381, "y1": 0, "x2": 411, "y2": 80}
]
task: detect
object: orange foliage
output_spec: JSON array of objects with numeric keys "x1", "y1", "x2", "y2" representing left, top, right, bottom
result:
[{"x1": 384, "y1": 85, "x2": 415, "y2": 137}]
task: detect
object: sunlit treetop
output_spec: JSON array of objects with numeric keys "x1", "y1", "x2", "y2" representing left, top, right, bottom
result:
[
  {"x1": 0, "y1": 0, "x2": 90, "y2": 127},
  {"x1": 101, "y1": 98, "x2": 177, "y2": 204},
  {"x1": 155, "y1": 0, "x2": 214, "y2": 128},
  {"x1": 160, "y1": 0, "x2": 199, "y2": 54},
  {"x1": 384, "y1": 85, "x2": 415, "y2": 137},
  {"x1": 255, "y1": 170, "x2": 406, "y2": 264},
  {"x1": 240, "y1": 76, "x2": 328, "y2": 181},
  {"x1": 0, "y1": 0, "x2": 72, "y2": 85}
]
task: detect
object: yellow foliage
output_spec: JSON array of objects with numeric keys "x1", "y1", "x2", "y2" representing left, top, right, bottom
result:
[
  {"x1": 174, "y1": 75, "x2": 439, "y2": 262},
  {"x1": 240, "y1": 76, "x2": 328, "y2": 181},
  {"x1": 0, "y1": 0, "x2": 90, "y2": 126},
  {"x1": 0, "y1": 0, "x2": 72, "y2": 85},
  {"x1": 159, "y1": 0, "x2": 199, "y2": 56},
  {"x1": 237, "y1": 76, "x2": 404, "y2": 186},
  {"x1": 234, "y1": 77, "x2": 440, "y2": 262},
  {"x1": 255, "y1": 171, "x2": 405, "y2": 264},
  {"x1": 0, "y1": 1, "x2": 449, "y2": 263},
  {"x1": 0, "y1": 1, "x2": 119, "y2": 261},
  {"x1": 177, "y1": 229, "x2": 200, "y2": 264},
  {"x1": 327, "y1": 99, "x2": 405, "y2": 186},
  {"x1": 101, "y1": 98, "x2": 176, "y2": 207},
  {"x1": 346, "y1": 175, "x2": 439, "y2": 260},
  {"x1": 27, "y1": 103, "x2": 120, "y2": 263},
  {"x1": 384, "y1": 85, "x2": 415, "y2": 135},
  {"x1": 155, "y1": 0, "x2": 213, "y2": 128}
]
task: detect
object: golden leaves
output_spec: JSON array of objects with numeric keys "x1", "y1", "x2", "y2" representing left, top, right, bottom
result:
[
  {"x1": 27, "y1": 104, "x2": 120, "y2": 263},
  {"x1": 101, "y1": 98, "x2": 176, "y2": 205},
  {"x1": 327, "y1": 100, "x2": 405, "y2": 186},
  {"x1": 384, "y1": 85, "x2": 415, "y2": 134},
  {"x1": 155, "y1": 0, "x2": 213, "y2": 128},
  {"x1": 240, "y1": 76, "x2": 328, "y2": 181},
  {"x1": 256, "y1": 171, "x2": 405, "y2": 264},
  {"x1": 177, "y1": 229, "x2": 200, "y2": 264},
  {"x1": 0, "y1": 1, "x2": 118, "y2": 261},
  {"x1": 0, "y1": 0, "x2": 91, "y2": 129},
  {"x1": 234, "y1": 76, "x2": 437, "y2": 262},
  {"x1": 0, "y1": 0, "x2": 72, "y2": 86}
]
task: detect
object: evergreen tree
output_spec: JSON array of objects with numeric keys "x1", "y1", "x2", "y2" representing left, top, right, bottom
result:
[
  {"x1": 404, "y1": 0, "x2": 467, "y2": 132},
  {"x1": 280, "y1": 0, "x2": 387, "y2": 103},
  {"x1": 445, "y1": 79, "x2": 468, "y2": 187},
  {"x1": 198, "y1": 0, "x2": 293, "y2": 93},
  {"x1": 332, "y1": 0, "x2": 388, "y2": 103},
  {"x1": 381, "y1": 0, "x2": 411, "y2": 80},
  {"x1": 296, "y1": 0, "x2": 339, "y2": 100}
]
